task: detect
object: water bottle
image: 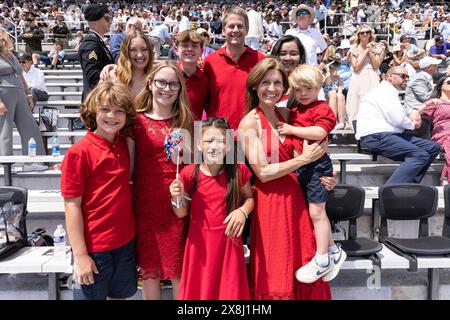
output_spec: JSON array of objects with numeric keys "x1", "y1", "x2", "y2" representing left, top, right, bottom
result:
[
  {"x1": 51, "y1": 135, "x2": 60, "y2": 156},
  {"x1": 53, "y1": 224, "x2": 67, "y2": 261},
  {"x1": 28, "y1": 138, "x2": 36, "y2": 157}
]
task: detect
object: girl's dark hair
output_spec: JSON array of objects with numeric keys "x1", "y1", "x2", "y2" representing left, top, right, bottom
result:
[
  {"x1": 430, "y1": 75, "x2": 450, "y2": 99},
  {"x1": 192, "y1": 117, "x2": 240, "y2": 213},
  {"x1": 270, "y1": 35, "x2": 306, "y2": 65}
]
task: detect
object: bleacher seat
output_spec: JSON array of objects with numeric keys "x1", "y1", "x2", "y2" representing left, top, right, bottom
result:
[
  {"x1": 326, "y1": 185, "x2": 382, "y2": 264},
  {"x1": 379, "y1": 184, "x2": 450, "y2": 271},
  {"x1": 442, "y1": 185, "x2": 450, "y2": 238}
]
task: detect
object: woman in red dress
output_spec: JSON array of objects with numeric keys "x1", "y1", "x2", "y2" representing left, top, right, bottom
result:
[
  {"x1": 421, "y1": 75, "x2": 450, "y2": 184},
  {"x1": 128, "y1": 61, "x2": 194, "y2": 299},
  {"x1": 238, "y1": 58, "x2": 334, "y2": 300}
]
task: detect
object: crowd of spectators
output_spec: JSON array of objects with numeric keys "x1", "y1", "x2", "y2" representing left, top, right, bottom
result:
[{"x1": 0, "y1": 0, "x2": 449, "y2": 166}]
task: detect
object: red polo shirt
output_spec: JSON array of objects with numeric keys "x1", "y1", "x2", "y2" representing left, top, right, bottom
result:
[
  {"x1": 61, "y1": 131, "x2": 135, "y2": 253},
  {"x1": 203, "y1": 46, "x2": 266, "y2": 130},
  {"x1": 289, "y1": 100, "x2": 336, "y2": 152},
  {"x1": 178, "y1": 62, "x2": 210, "y2": 121}
]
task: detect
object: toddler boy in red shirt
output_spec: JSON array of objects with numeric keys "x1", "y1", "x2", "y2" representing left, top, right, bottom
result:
[{"x1": 277, "y1": 65, "x2": 346, "y2": 284}]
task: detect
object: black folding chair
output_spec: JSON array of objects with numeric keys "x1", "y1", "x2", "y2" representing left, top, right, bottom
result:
[
  {"x1": 0, "y1": 187, "x2": 28, "y2": 260},
  {"x1": 442, "y1": 185, "x2": 450, "y2": 238},
  {"x1": 326, "y1": 185, "x2": 382, "y2": 267},
  {"x1": 379, "y1": 184, "x2": 450, "y2": 272}
]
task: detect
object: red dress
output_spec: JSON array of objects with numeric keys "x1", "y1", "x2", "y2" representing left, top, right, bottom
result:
[
  {"x1": 177, "y1": 164, "x2": 251, "y2": 300},
  {"x1": 129, "y1": 113, "x2": 188, "y2": 280},
  {"x1": 249, "y1": 107, "x2": 331, "y2": 300},
  {"x1": 422, "y1": 100, "x2": 450, "y2": 182}
]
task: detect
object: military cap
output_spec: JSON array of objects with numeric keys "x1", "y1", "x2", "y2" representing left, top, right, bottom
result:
[
  {"x1": 17, "y1": 51, "x2": 32, "y2": 61},
  {"x1": 84, "y1": 4, "x2": 109, "y2": 22}
]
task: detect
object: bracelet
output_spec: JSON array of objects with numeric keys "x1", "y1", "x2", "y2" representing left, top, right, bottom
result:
[
  {"x1": 238, "y1": 207, "x2": 249, "y2": 219},
  {"x1": 27, "y1": 94, "x2": 32, "y2": 98}
]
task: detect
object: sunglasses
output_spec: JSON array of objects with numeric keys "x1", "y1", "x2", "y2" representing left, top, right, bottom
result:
[
  {"x1": 19, "y1": 60, "x2": 29, "y2": 64},
  {"x1": 393, "y1": 73, "x2": 409, "y2": 80},
  {"x1": 296, "y1": 10, "x2": 310, "y2": 16},
  {"x1": 359, "y1": 31, "x2": 371, "y2": 35},
  {"x1": 103, "y1": 15, "x2": 111, "y2": 22}
]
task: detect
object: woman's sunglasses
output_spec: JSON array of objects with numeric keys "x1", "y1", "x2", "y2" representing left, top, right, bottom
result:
[{"x1": 359, "y1": 31, "x2": 371, "y2": 35}]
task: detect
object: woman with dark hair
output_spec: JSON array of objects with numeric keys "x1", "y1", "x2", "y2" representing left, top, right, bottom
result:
[
  {"x1": 420, "y1": 74, "x2": 450, "y2": 184},
  {"x1": 270, "y1": 35, "x2": 306, "y2": 74},
  {"x1": 270, "y1": 35, "x2": 306, "y2": 108}
]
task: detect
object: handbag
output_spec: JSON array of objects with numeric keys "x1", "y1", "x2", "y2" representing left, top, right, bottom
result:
[
  {"x1": 0, "y1": 202, "x2": 27, "y2": 261},
  {"x1": 38, "y1": 106, "x2": 59, "y2": 132}
]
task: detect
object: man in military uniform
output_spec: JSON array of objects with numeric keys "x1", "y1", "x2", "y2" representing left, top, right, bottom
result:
[
  {"x1": 21, "y1": 14, "x2": 44, "y2": 54},
  {"x1": 78, "y1": 4, "x2": 113, "y2": 101}
]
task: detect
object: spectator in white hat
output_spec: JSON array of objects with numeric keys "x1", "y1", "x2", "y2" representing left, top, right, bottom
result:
[
  {"x1": 196, "y1": 27, "x2": 215, "y2": 65},
  {"x1": 285, "y1": 4, "x2": 327, "y2": 66},
  {"x1": 405, "y1": 57, "x2": 442, "y2": 112}
]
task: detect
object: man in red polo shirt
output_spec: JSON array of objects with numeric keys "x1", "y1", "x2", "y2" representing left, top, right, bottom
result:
[
  {"x1": 203, "y1": 6, "x2": 266, "y2": 130},
  {"x1": 175, "y1": 30, "x2": 209, "y2": 121}
]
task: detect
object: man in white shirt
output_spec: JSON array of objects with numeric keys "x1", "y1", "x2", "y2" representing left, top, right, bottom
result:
[
  {"x1": 390, "y1": 0, "x2": 404, "y2": 10},
  {"x1": 356, "y1": 66, "x2": 440, "y2": 184},
  {"x1": 267, "y1": 12, "x2": 283, "y2": 45},
  {"x1": 18, "y1": 52, "x2": 48, "y2": 106},
  {"x1": 285, "y1": 4, "x2": 327, "y2": 66},
  {"x1": 245, "y1": 3, "x2": 264, "y2": 50},
  {"x1": 439, "y1": 14, "x2": 450, "y2": 42},
  {"x1": 401, "y1": 11, "x2": 418, "y2": 46},
  {"x1": 177, "y1": 11, "x2": 190, "y2": 33},
  {"x1": 149, "y1": 20, "x2": 171, "y2": 60}
]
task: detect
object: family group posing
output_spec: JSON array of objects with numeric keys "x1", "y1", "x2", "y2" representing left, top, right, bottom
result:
[{"x1": 61, "y1": 6, "x2": 345, "y2": 301}]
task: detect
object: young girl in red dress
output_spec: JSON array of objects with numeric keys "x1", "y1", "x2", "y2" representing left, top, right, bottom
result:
[
  {"x1": 169, "y1": 117, "x2": 254, "y2": 300},
  {"x1": 128, "y1": 61, "x2": 194, "y2": 300}
]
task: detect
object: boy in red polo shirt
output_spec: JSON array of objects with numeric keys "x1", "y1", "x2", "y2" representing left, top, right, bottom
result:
[
  {"x1": 61, "y1": 82, "x2": 137, "y2": 300},
  {"x1": 175, "y1": 30, "x2": 209, "y2": 121},
  {"x1": 276, "y1": 65, "x2": 347, "y2": 285}
]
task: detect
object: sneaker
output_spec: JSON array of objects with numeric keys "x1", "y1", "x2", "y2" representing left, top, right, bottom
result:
[
  {"x1": 22, "y1": 163, "x2": 48, "y2": 172},
  {"x1": 322, "y1": 245, "x2": 347, "y2": 282},
  {"x1": 295, "y1": 258, "x2": 333, "y2": 283},
  {"x1": 334, "y1": 122, "x2": 345, "y2": 130}
]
